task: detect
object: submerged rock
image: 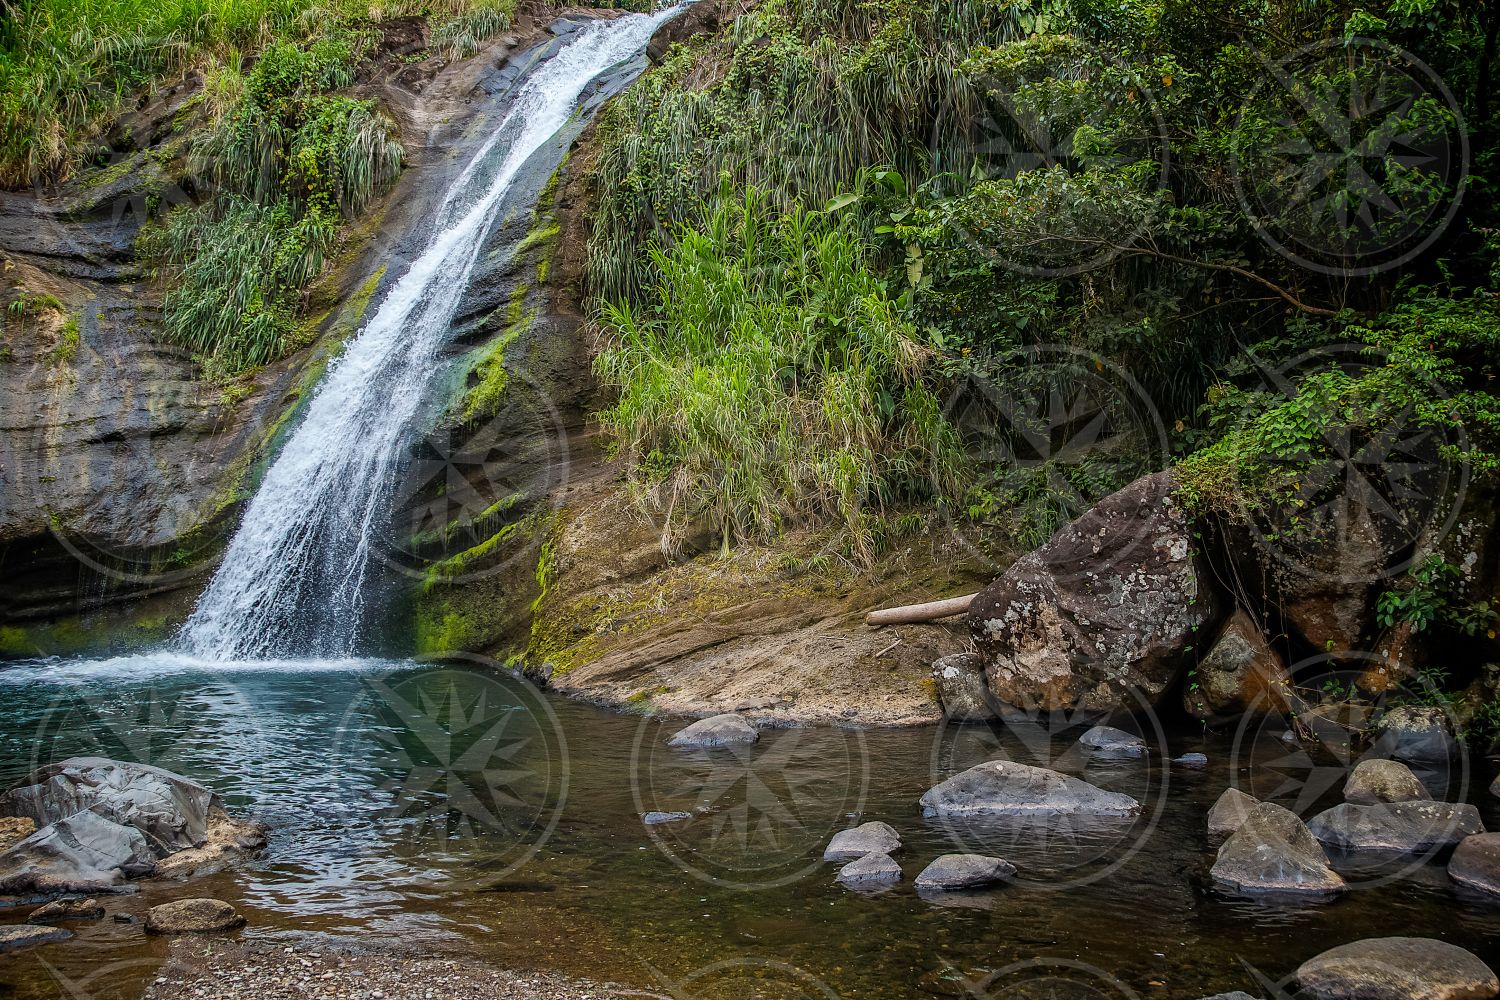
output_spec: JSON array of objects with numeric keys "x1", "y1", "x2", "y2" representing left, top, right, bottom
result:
[
  {"x1": 1210, "y1": 802, "x2": 1345, "y2": 898},
  {"x1": 0, "y1": 808, "x2": 155, "y2": 895},
  {"x1": 1450, "y1": 833, "x2": 1500, "y2": 897},
  {"x1": 824, "y1": 821, "x2": 901, "y2": 861},
  {"x1": 0, "y1": 924, "x2": 72, "y2": 953},
  {"x1": 1207, "y1": 787, "x2": 1259, "y2": 839},
  {"x1": 835, "y1": 852, "x2": 901, "y2": 886},
  {"x1": 920, "y1": 760, "x2": 1140, "y2": 818},
  {"x1": 1184, "y1": 608, "x2": 1291, "y2": 720},
  {"x1": 968, "y1": 470, "x2": 1222, "y2": 713},
  {"x1": 641, "y1": 811, "x2": 692, "y2": 826},
  {"x1": 931, "y1": 653, "x2": 997, "y2": 722},
  {"x1": 1375, "y1": 706, "x2": 1458, "y2": 763},
  {"x1": 1175, "y1": 753, "x2": 1209, "y2": 767},
  {"x1": 1344, "y1": 758, "x2": 1432, "y2": 805},
  {"x1": 145, "y1": 897, "x2": 245, "y2": 934},
  {"x1": 913, "y1": 854, "x2": 1015, "y2": 890},
  {"x1": 1077, "y1": 725, "x2": 1147, "y2": 758},
  {"x1": 1308, "y1": 801, "x2": 1483, "y2": 854},
  {"x1": 28, "y1": 897, "x2": 104, "y2": 923},
  {"x1": 1295, "y1": 937, "x2": 1498, "y2": 1000},
  {"x1": 666, "y1": 713, "x2": 758, "y2": 748}
]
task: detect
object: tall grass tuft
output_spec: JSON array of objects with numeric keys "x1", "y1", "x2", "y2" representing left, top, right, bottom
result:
[{"x1": 594, "y1": 190, "x2": 962, "y2": 562}]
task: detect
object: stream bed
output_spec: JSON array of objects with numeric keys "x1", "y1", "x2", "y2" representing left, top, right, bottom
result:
[{"x1": 2, "y1": 656, "x2": 1499, "y2": 999}]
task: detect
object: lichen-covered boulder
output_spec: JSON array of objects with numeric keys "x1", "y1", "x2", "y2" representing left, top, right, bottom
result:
[
  {"x1": 1184, "y1": 609, "x2": 1291, "y2": 719},
  {"x1": 968, "y1": 471, "x2": 1222, "y2": 712},
  {"x1": 1207, "y1": 787, "x2": 1260, "y2": 839},
  {"x1": 0, "y1": 809, "x2": 155, "y2": 895},
  {"x1": 667, "y1": 713, "x2": 758, "y2": 749},
  {"x1": 824, "y1": 821, "x2": 901, "y2": 861},
  {"x1": 144, "y1": 897, "x2": 245, "y2": 934},
  {"x1": 1308, "y1": 801, "x2": 1483, "y2": 854},
  {"x1": 931, "y1": 653, "x2": 997, "y2": 722},
  {"x1": 1296, "y1": 937, "x2": 1498, "y2": 1000},
  {"x1": 1374, "y1": 706, "x2": 1458, "y2": 763},
  {"x1": 1210, "y1": 802, "x2": 1345, "y2": 898},
  {"x1": 1450, "y1": 833, "x2": 1500, "y2": 897},
  {"x1": 920, "y1": 760, "x2": 1140, "y2": 818},
  {"x1": 1343, "y1": 758, "x2": 1432, "y2": 805}
]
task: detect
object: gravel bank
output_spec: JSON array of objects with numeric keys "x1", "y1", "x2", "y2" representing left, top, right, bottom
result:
[{"x1": 142, "y1": 939, "x2": 651, "y2": 1000}]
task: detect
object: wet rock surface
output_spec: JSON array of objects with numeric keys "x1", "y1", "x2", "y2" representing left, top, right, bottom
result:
[
  {"x1": 1078, "y1": 725, "x2": 1147, "y2": 758},
  {"x1": 968, "y1": 470, "x2": 1222, "y2": 713},
  {"x1": 1308, "y1": 801, "x2": 1483, "y2": 854},
  {"x1": 145, "y1": 897, "x2": 245, "y2": 934},
  {"x1": 1376, "y1": 706, "x2": 1459, "y2": 763},
  {"x1": 0, "y1": 807, "x2": 154, "y2": 894},
  {"x1": 0, "y1": 923, "x2": 72, "y2": 952},
  {"x1": 1295, "y1": 937, "x2": 1499, "y2": 1000},
  {"x1": 1210, "y1": 802, "x2": 1345, "y2": 898},
  {"x1": 1344, "y1": 758, "x2": 1432, "y2": 805},
  {"x1": 920, "y1": 760, "x2": 1140, "y2": 817},
  {"x1": 1184, "y1": 608, "x2": 1291, "y2": 720},
  {"x1": 835, "y1": 852, "x2": 902, "y2": 886},
  {"x1": 1449, "y1": 833, "x2": 1500, "y2": 896},
  {"x1": 27, "y1": 896, "x2": 104, "y2": 922},
  {"x1": 913, "y1": 854, "x2": 1015, "y2": 890},
  {"x1": 666, "y1": 713, "x2": 758, "y2": 748},
  {"x1": 824, "y1": 821, "x2": 901, "y2": 861},
  {"x1": 1207, "y1": 787, "x2": 1259, "y2": 839}
]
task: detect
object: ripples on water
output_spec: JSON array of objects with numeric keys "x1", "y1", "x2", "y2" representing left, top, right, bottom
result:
[{"x1": 2, "y1": 655, "x2": 1499, "y2": 999}]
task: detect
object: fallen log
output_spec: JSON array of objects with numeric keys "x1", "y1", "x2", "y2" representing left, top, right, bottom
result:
[{"x1": 865, "y1": 593, "x2": 977, "y2": 627}]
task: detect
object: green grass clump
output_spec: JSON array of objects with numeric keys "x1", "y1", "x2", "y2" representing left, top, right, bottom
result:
[{"x1": 594, "y1": 189, "x2": 961, "y2": 563}]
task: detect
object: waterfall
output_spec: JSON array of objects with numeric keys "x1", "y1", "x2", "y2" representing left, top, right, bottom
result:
[{"x1": 179, "y1": 11, "x2": 675, "y2": 661}]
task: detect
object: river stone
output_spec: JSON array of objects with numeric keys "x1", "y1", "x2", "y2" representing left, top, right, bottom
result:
[
  {"x1": 1295, "y1": 937, "x2": 1499, "y2": 1000},
  {"x1": 824, "y1": 821, "x2": 901, "y2": 861},
  {"x1": 1185, "y1": 608, "x2": 1292, "y2": 720},
  {"x1": 1344, "y1": 758, "x2": 1432, "y2": 805},
  {"x1": 913, "y1": 854, "x2": 1015, "y2": 890},
  {"x1": 1207, "y1": 787, "x2": 1260, "y2": 839},
  {"x1": 666, "y1": 714, "x2": 758, "y2": 748},
  {"x1": 1210, "y1": 802, "x2": 1345, "y2": 897},
  {"x1": 1374, "y1": 706, "x2": 1459, "y2": 763},
  {"x1": 1078, "y1": 725, "x2": 1147, "y2": 758},
  {"x1": 931, "y1": 653, "x2": 997, "y2": 721},
  {"x1": 1175, "y1": 753, "x2": 1209, "y2": 767},
  {"x1": 920, "y1": 760, "x2": 1140, "y2": 818},
  {"x1": 1450, "y1": 833, "x2": 1500, "y2": 897},
  {"x1": 144, "y1": 897, "x2": 245, "y2": 934},
  {"x1": 835, "y1": 852, "x2": 901, "y2": 886},
  {"x1": 968, "y1": 470, "x2": 1223, "y2": 713},
  {"x1": 0, "y1": 924, "x2": 72, "y2": 952},
  {"x1": 0, "y1": 809, "x2": 156, "y2": 895},
  {"x1": 1308, "y1": 801, "x2": 1483, "y2": 854},
  {"x1": 1, "y1": 757, "x2": 216, "y2": 855},
  {"x1": 641, "y1": 811, "x2": 692, "y2": 826},
  {"x1": 28, "y1": 897, "x2": 104, "y2": 922}
]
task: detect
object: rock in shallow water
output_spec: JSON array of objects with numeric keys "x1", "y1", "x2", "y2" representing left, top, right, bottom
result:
[
  {"x1": 28, "y1": 897, "x2": 104, "y2": 923},
  {"x1": 1449, "y1": 833, "x2": 1500, "y2": 897},
  {"x1": 1375, "y1": 706, "x2": 1458, "y2": 764},
  {"x1": 1078, "y1": 725, "x2": 1147, "y2": 758},
  {"x1": 1175, "y1": 753, "x2": 1209, "y2": 767},
  {"x1": 0, "y1": 808, "x2": 155, "y2": 895},
  {"x1": 1344, "y1": 758, "x2": 1432, "y2": 805},
  {"x1": 666, "y1": 713, "x2": 758, "y2": 748},
  {"x1": 920, "y1": 761, "x2": 1140, "y2": 818},
  {"x1": 1207, "y1": 787, "x2": 1259, "y2": 839},
  {"x1": 1295, "y1": 937, "x2": 1498, "y2": 1000},
  {"x1": 0, "y1": 924, "x2": 72, "y2": 952},
  {"x1": 835, "y1": 852, "x2": 901, "y2": 886},
  {"x1": 145, "y1": 897, "x2": 245, "y2": 934},
  {"x1": 1308, "y1": 801, "x2": 1483, "y2": 854},
  {"x1": 641, "y1": 811, "x2": 692, "y2": 826},
  {"x1": 913, "y1": 854, "x2": 1014, "y2": 890},
  {"x1": 1210, "y1": 802, "x2": 1345, "y2": 898},
  {"x1": 824, "y1": 821, "x2": 901, "y2": 861}
]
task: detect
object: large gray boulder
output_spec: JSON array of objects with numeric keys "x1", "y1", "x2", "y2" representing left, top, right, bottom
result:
[
  {"x1": 931, "y1": 653, "x2": 997, "y2": 721},
  {"x1": 824, "y1": 821, "x2": 901, "y2": 861},
  {"x1": 1374, "y1": 706, "x2": 1459, "y2": 763},
  {"x1": 835, "y1": 852, "x2": 901, "y2": 887},
  {"x1": 920, "y1": 760, "x2": 1140, "y2": 818},
  {"x1": 667, "y1": 713, "x2": 758, "y2": 748},
  {"x1": 0, "y1": 809, "x2": 155, "y2": 895},
  {"x1": 1450, "y1": 833, "x2": 1500, "y2": 897},
  {"x1": 1207, "y1": 787, "x2": 1260, "y2": 839},
  {"x1": 1344, "y1": 758, "x2": 1432, "y2": 805},
  {"x1": 1210, "y1": 802, "x2": 1345, "y2": 898},
  {"x1": 967, "y1": 471, "x2": 1222, "y2": 713},
  {"x1": 1308, "y1": 801, "x2": 1483, "y2": 854},
  {"x1": 1184, "y1": 608, "x2": 1291, "y2": 720},
  {"x1": 2, "y1": 757, "x2": 214, "y2": 854},
  {"x1": 1295, "y1": 937, "x2": 1498, "y2": 1000},
  {"x1": 913, "y1": 854, "x2": 1015, "y2": 890}
]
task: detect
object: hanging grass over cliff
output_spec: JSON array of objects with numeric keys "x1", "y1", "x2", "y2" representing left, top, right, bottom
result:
[{"x1": 594, "y1": 190, "x2": 962, "y2": 561}]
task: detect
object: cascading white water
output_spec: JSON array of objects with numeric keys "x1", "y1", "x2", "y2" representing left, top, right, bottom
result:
[{"x1": 180, "y1": 11, "x2": 676, "y2": 660}]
